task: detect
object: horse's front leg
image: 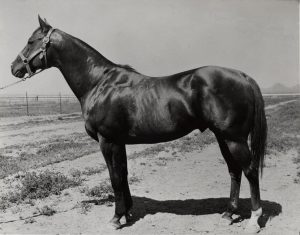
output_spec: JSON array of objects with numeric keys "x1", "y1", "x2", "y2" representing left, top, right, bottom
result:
[{"x1": 98, "y1": 134, "x2": 132, "y2": 229}]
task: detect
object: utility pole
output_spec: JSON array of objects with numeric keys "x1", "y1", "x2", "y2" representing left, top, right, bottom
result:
[
  {"x1": 59, "y1": 92, "x2": 62, "y2": 114},
  {"x1": 26, "y1": 92, "x2": 29, "y2": 116}
]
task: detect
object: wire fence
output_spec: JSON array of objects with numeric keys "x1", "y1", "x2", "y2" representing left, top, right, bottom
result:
[
  {"x1": 0, "y1": 93, "x2": 81, "y2": 117},
  {"x1": 1, "y1": 92, "x2": 299, "y2": 118}
]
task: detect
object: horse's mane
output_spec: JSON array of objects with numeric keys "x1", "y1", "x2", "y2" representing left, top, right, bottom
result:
[
  {"x1": 118, "y1": 64, "x2": 139, "y2": 73},
  {"x1": 67, "y1": 32, "x2": 139, "y2": 74}
]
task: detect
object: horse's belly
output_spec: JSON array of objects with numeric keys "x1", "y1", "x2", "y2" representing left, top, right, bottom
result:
[
  {"x1": 125, "y1": 126, "x2": 195, "y2": 144},
  {"x1": 125, "y1": 114, "x2": 199, "y2": 144}
]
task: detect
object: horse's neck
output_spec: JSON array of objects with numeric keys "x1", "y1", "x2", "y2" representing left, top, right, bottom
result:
[{"x1": 51, "y1": 31, "x2": 114, "y2": 100}]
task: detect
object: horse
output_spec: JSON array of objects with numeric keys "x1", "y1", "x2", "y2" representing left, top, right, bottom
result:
[{"x1": 11, "y1": 16, "x2": 267, "y2": 233}]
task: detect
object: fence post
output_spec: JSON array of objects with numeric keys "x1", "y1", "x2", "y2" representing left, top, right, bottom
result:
[
  {"x1": 59, "y1": 92, "x2": 62, "y2": 114},
  {"x1": 26, "y1": 92, "x2": 29, "y2": 116}
]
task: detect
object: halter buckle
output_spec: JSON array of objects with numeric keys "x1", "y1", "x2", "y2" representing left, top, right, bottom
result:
[{"x1": 42, "y1": 37, "x2": 50, "y2": 44}]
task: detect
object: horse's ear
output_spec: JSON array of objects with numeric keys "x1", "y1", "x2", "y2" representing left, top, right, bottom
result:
[
  {"x1": 44, "y1": 18, "x2": 49, "y2": 25},
  {"x1": 38, "y1": 15, "x2": 51, "y2": 32}
]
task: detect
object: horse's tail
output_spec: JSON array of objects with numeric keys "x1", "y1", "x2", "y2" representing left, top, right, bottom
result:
[{"x1": 247, "y1": 76, "x2": 268, "y2": 176}]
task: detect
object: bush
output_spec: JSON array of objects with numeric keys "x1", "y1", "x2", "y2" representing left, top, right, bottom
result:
[
  {"x1": 85, "y1": 181, "x2": 113, "y2": 199},
  {"x1": 0, "y1": 170, "x2": 82, "y2": 210},
  {"x1": 19, "y1": 170, "x2": 82, "y2": 200}
]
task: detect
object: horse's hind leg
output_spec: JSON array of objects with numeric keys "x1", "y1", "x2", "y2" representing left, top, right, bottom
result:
[
  {"x1": 220, "y1": 138, "x2": 262, "y2": 233},
  {"x1": 216, "y1": 135, "x2": 242, "y2": 225},
  {"x1": 98, "y1": 135, "x2": 132, "y2": 229}
]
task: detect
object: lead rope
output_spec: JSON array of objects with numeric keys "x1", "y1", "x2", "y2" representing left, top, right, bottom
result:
[
  {"x1": 0, "y1": 79, "x2": 25, "y2": 90},
  {"x1": 0, "y1": 70, "x2": 43, "y2": 91}
]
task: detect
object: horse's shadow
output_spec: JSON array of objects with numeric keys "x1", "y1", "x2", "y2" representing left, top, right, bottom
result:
[{"x1": 86, "y1": 196, "x2": 281, "y2": 228}]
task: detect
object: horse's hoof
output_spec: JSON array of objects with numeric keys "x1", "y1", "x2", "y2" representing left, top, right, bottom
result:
[
  {"x1": 244, "y1": 223, "x2": 260, "y2": 234},
  {"x1": 219, "y1": 213, "x2": 233, "y2": 226},
  {"x1": 108, "y1": 218, "x2": 122, "y2": 230}
]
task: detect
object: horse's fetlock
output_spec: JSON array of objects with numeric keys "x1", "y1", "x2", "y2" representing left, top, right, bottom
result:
[
  {"x1": 251, "y1": 207, "x2": 262, "y2": 218},
  {"x1": 228, "y1": 202, "x2": 238, "y2": 212}
]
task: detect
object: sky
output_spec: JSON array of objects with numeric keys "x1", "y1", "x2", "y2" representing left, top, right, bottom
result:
[{"x1": 0, "y1": 0, "x2": 299, "y2": 95}]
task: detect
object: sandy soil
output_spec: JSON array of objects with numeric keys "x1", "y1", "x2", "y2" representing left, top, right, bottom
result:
[
  {"x1": 0, "y1": 102, "x2": 299, "y2": 234},
  {"x1": 0, "y1": 145, "x2": 299, "y2": 234}
]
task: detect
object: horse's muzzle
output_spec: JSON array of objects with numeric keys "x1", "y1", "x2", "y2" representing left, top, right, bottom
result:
[{"x1": 11, "y1": 60, "x2": 26, "y2": 79}]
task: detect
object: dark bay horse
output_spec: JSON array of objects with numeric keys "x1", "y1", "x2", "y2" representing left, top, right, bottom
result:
[{"x1": 11, "y1": 17, "x2": 267, "y2": 233}]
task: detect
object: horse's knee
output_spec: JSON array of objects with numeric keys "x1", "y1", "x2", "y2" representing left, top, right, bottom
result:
[{"x1": 229, "y1": 170, "x2": 242, "y2": 181}]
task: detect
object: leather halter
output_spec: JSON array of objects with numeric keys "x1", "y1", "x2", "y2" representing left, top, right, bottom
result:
[{"x1": 18, "y1": 28, "x2": 55, "y2": 80}]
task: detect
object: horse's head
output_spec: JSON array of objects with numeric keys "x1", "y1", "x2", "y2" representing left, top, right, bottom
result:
[{"x1": 11, "y1": 15, "x2": 55, "y2": 79}]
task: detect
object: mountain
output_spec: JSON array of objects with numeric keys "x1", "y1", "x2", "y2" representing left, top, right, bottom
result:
[{"x1": 262, "y1": 83, "x2": 300, "y2": 94}]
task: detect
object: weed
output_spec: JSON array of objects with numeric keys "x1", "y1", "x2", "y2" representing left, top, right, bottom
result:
[
  {"x1": 63, "y1": 191, "x2": 71, "y2": 196},
  {"x1": 263, "y1": 96, "x2": 299, "y2": 107},
  {"x1": 266, "y1": 100, "x2": 300, "y2": 154},
  {"x1": 24, "y1": 217, "x2": 36, "y2": 224},
  {"x1": 79, "y1": 185, "x2": 89, "y2": 194},
  {"x1": 0, "y1": 135, "x2": 100, "y2": 179},
  {"x1": 0, "y1": 171, "x2": 82, "y2": 210},
  {"x1": 85, "y1": 181, "x2": 114, "y2": 202},
  {"x1": 19, "y1": 171, "x2": 82, "y2": 200},
  {"x1": 0, "y1": 155, "x2": 22, "y2": 179},
  {"x1": 155, "y1": 161, "x2": 167, "y2": 166},
  {"x1": 128, "y1": 175, "x2": 141, "y2": 184},
  {"x1": 79, "y1": 202, "x2": 92, "y2": 214},
  {"x1": 38, "y1": 205, "x2": 56, "y2": 216},
  {"x1": 82, "y1": 166, "x2": 105, "y2": 176},
  {"x1": 265, "y1": 100, "x2": 300, "y2": 182},
  {"x1": 0, "y1": 197, "x2": 11, "y2": 210},
  {"x1": 129, "y1": 131, "x2": 215, "y2": 162},
  {"x1": 69, "y1": 169, "x2": 82, "y2": 178}
]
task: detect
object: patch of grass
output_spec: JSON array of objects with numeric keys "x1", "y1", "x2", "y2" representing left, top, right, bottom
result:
[
  {"x1": 0, "y1": 170, "x2": 82, "y2": 210},
  {"x1": 24, "y1": 217, "x2": 36, "y2": 224},
  {"x1": 85, "y1": 181, "x2": 113, "y2": 198},
  {"x1": 266, "y1": 100, "x2": 300, "y2": 183},
  {"x1": 19, "y1": 171, "x2": 82, "y2": 200},
  {"x1": 69, "y1": 169, "x2": 82, "y2": 178},
  {"x1": 0, "y1": 135, "x2": 100, "y2": 179},
  {"x1": 0, "y1": 198, "x2": 10, "y2": 211},
  {"x1": 263, "y1": 95, "x2": 300, "y2": 107},
  {"x1": 266, "y1": 100, "x2": 300, "y2": 154},
  {"x1": 128, "y1": 174, "x2": 141, "y2": 184},
  {"x1": 0, "y1": 99, "x2": 81, "y2": 118},
  {"x1": 79, "y1": 202, "x2": 92, "y2": 214},
  {"x1": 82, "y1": 166, "x2": 106, "y2": 176},
  {"x1": 69, "y1": 166, "x2": 106, "y2": 179},
  {"x1": 131, "y1": 144, "x2": 167, "y2": 159},
  {"x1": 129, "y1": 131, "x2": 216, "y2": 161},
  {"x1": 294, "y1": 172, "x2": 300, "y2": 184},
  {"x1": 38, "y1": 205, "x2": 56, "y2": 216},
  {"x1": 155, "y1": 161, "x2": 167, "y2": 167},
  {"x1": 175, "y1": 131, "x2": 216, "y2": 153},
  {"x1": 0, "y1": 155, "x2": 22, "y2": 179}
]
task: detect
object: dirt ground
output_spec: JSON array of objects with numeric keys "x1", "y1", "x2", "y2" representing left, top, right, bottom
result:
[{"x1": 0, "y1": 102, "x2": 299, "y2": 234}]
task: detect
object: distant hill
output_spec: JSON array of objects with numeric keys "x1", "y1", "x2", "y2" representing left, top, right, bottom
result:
[{"x1": 262, "y1": 83, "x2": 300, "y2": 94}]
